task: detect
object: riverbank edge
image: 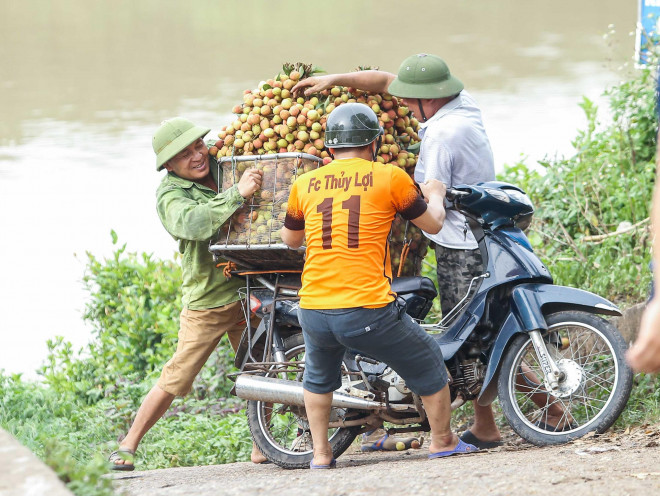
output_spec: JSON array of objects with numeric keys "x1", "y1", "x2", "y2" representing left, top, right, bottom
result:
[{"x1": 0, "y1": 428, "x2": 74, "y2": 496}]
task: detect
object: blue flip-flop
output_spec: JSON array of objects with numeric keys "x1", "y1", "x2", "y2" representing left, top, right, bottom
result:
[
  {"x1": 360, "y1": 433, "x2": 389, "y2": 452},
  {"x1": 428, "y1": 439, "x2": 479, "y2": 459},
  {"x1": 309, "y1": 458, "x2": 337, "y2": 469}
]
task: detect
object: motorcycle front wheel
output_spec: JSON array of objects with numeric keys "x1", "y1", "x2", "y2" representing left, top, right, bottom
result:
[
  {"x1": 497, "y1": 310, "x2": 633, "y2": 446},
  {"x1": 246, "y1": 333, "x2": 361, "y2": 469}
]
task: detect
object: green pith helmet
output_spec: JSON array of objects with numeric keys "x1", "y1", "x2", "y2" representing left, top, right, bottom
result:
[
  {"x1": 387, "y1": 53, "x2": 464, "y2": 99},
  {"x1": 152, "y1": 117, "x2": 210, "y2": 171},
  {"x1": 324, "y1": 103, "x2": 383, "y2": 148}
]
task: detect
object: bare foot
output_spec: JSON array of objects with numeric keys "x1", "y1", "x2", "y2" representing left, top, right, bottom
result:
[
  {"x1": 428, "y1": 433, "x2": 459, "y2": 455},
  {"x1": 251, "y1": 444, "x2": 268, "y2": 464}
]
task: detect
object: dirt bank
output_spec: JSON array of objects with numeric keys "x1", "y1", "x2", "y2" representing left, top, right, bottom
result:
[{"x1": 113, "y1": 425, "x2": 660, "y2": 496}]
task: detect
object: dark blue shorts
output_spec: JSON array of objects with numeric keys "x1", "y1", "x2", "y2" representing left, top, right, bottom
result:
[{"x1": 298, "y1": 301, "x2": 448, "y2": 396}]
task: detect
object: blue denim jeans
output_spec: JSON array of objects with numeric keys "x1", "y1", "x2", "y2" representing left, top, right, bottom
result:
[{"x1": 298, "y1": 301, "x2": 448, "y2": 396}]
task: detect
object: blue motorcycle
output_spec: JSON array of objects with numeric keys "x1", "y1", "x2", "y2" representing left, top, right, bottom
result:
[{"x1": 225, "y1": 181, "x2": 633, "y2": 469}]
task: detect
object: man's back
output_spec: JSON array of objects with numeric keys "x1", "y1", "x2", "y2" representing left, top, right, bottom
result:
[{"x1": 286, "y1": 158, "x2": 426, "y2": 309}]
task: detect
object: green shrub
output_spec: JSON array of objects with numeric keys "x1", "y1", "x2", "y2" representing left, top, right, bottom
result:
[
  {"x1": 0, "y1": 234, "x2": 252, "y2": 496},
  {"x1": 502, "y1": 65, "x2": 657, "y2": 304},
  {"x1": 39, "y1": 232, "x2": 183, "y2": 401},
  {"x1": 39, "y1": 232, "x2": 239, "y2": 405},
  {"x1": 0, "y1": 374, "x2": 114, "y2": 496},
  {"x1": 0, "y1": 372, "x2": 252, "y2": 495},
  {"x1": 618, "y1": 373, "x2": 660, "y2": 426}
]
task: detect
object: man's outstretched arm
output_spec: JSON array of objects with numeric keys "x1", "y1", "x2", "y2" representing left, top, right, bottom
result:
[{"x1": 292, "y1": 70, "x2": 395, "y2": 97}]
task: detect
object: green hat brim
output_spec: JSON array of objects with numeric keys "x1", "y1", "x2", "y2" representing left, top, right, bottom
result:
[
  {"x1": 156, "y1": 125, "x2": 210, "y2": 170},
  {"x1": 387, "y1": 75, "x2": 464, "y2": 99}
]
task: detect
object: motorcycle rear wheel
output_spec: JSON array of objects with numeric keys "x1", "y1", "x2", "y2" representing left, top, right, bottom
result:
[
  {"x1": 246, "y1": 333, "x2": 361, "y2": 469},
  {"x1": 497, "y1": 310, "x2": 633, "y2": 446}
]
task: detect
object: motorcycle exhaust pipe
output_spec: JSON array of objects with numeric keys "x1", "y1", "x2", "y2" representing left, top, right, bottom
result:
[{"x1": 235, "y1": 374, "x2": 387, "y2": 411}]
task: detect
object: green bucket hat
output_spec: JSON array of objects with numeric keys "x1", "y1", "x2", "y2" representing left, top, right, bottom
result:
[
  {"x1": 152, "y1": 117, "x2": 210, "y2": 171},
  {"x1": 387, "y1": 53, "x2": 464, "y2": 99}
]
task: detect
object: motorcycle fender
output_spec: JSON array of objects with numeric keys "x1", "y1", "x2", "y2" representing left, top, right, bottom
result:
[
  {"x1": 513, "y1": 283, "x2": 622, "y2": 318},
  {"x1": 477, "y1": 311, "x2": 524, "y2": 406},
  {"x1": 477, "y1": 283, "x2": 621, "y2": 406}
]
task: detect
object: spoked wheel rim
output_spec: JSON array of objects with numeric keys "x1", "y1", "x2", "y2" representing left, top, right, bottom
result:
[
  {"x1": 255, "y1": 342, "x2": 347, "y2": 455},
  {"x1": 506, "y1": 321, "x2": 619, "y2": 436}
]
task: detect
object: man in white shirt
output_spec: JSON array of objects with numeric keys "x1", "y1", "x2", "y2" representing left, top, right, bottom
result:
[{"x1": 388, "y1": 55, "x2": 501, "y2": 449}]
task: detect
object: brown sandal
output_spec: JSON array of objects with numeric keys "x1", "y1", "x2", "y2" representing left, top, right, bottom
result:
[{"x1": 108, "y1": 449, "x2": 135, "y2": 471}]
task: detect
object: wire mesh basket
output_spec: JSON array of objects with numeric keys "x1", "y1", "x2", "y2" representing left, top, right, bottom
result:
[{"x1": 209, "y1": 152, "x2": 323, "y2": 270}]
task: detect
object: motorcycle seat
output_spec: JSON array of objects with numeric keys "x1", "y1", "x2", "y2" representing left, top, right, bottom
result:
[{"x1": 391, "y1": 276, "x2": 438, "y2": 300}]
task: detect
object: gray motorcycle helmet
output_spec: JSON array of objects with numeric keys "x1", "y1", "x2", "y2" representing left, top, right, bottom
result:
[{"x1": 324, "y1": 103, "x2": 383, "y2": 149}]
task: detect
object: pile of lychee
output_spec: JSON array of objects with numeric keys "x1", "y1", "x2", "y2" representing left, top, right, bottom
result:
[
  {"x1": 215, "y1": 63, "x2": 428, "y2": 276},
  {"x1": 212, "y1": 63, "x2": 421, "y2": 170}
]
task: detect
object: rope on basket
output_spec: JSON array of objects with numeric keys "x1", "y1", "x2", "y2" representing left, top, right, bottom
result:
[
  {"x1": 396, "y1": 219, "x2": 413, "y2": 277},
  {"x1": 216, "y1": 261, "x2": 237, "y2": 279},
  {"x1": 397, "y1": 240, "x2": 412, "y2": 277}
]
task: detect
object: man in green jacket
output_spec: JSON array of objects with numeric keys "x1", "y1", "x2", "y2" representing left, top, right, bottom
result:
[{"x1": 109, "y1": 117, "x2": 264, "y2": 470}]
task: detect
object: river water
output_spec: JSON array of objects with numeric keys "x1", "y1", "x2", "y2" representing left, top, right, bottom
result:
[{"x1": 0, "y1": 0, "x2": 636, "y2": 377}]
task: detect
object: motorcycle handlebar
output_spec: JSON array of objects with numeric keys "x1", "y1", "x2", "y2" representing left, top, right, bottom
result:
[{"x1": 445, "y1": 188, "x2": 471, "y2": 203}]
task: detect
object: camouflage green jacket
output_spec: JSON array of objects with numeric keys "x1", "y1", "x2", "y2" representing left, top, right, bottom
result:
[{"x1": 156, "y1": 163, "x2": 245, "y2": 309}]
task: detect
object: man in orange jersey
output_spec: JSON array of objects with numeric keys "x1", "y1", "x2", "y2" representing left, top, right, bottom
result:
[{"x1": 281, "y1": 103, "x2": 477, "y2": 469}]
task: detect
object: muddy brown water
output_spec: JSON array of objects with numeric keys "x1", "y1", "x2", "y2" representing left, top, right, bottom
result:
[{"x1": 0, "y1": 0, "x2": 637, "y2": 376}]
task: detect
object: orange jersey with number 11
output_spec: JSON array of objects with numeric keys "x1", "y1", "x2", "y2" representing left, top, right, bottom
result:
[{"x1": 284, "y1": 158, "x2": 427, "y2": 309}]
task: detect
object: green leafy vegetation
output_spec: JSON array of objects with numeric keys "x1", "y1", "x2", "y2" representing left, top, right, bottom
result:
[
  {"x1": 1, "y1": 235, "x2": 251, "y2": 495},
  {"x1": 502, "y1": 66, "x2": 657, "y2": 304}
]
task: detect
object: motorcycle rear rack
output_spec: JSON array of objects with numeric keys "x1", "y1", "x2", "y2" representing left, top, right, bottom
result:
[{"x1": 229, "y1": 268, "x2": 303, "y2": 369}]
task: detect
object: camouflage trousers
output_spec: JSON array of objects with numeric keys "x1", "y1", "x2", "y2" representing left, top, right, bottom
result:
[{"x1": 434, "y1": 245, "x2": 484, "y2": 317}]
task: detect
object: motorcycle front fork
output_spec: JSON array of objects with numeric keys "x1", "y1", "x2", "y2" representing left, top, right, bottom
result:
[{"x1": 528, "y1": 329, "x2": 565, "y2": 392}]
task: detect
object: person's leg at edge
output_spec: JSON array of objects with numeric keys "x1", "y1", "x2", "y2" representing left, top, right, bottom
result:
[
  {"x1": 112, "y1": 385, "x2": 175, "y2": 468},
  {"x1": 303, "y1": 389, "x2": 335, "y2": 467},
  {"x1": 421, "y1": 383, "x2": 460, "y2": 454},
  {"x1": 468, "y1": 402, "x2": 501, "y2": 443},
  {"x1": 436, "y1": 245, "x2": 502, "y2": 443}
]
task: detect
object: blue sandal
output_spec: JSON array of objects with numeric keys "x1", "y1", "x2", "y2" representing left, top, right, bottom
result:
[
  {"x1": 309, "y1": 458, "x2": 337, "y2": 469},
  {"x1": 428, "y1": 439, "x2": 478, "y2": 459}
]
